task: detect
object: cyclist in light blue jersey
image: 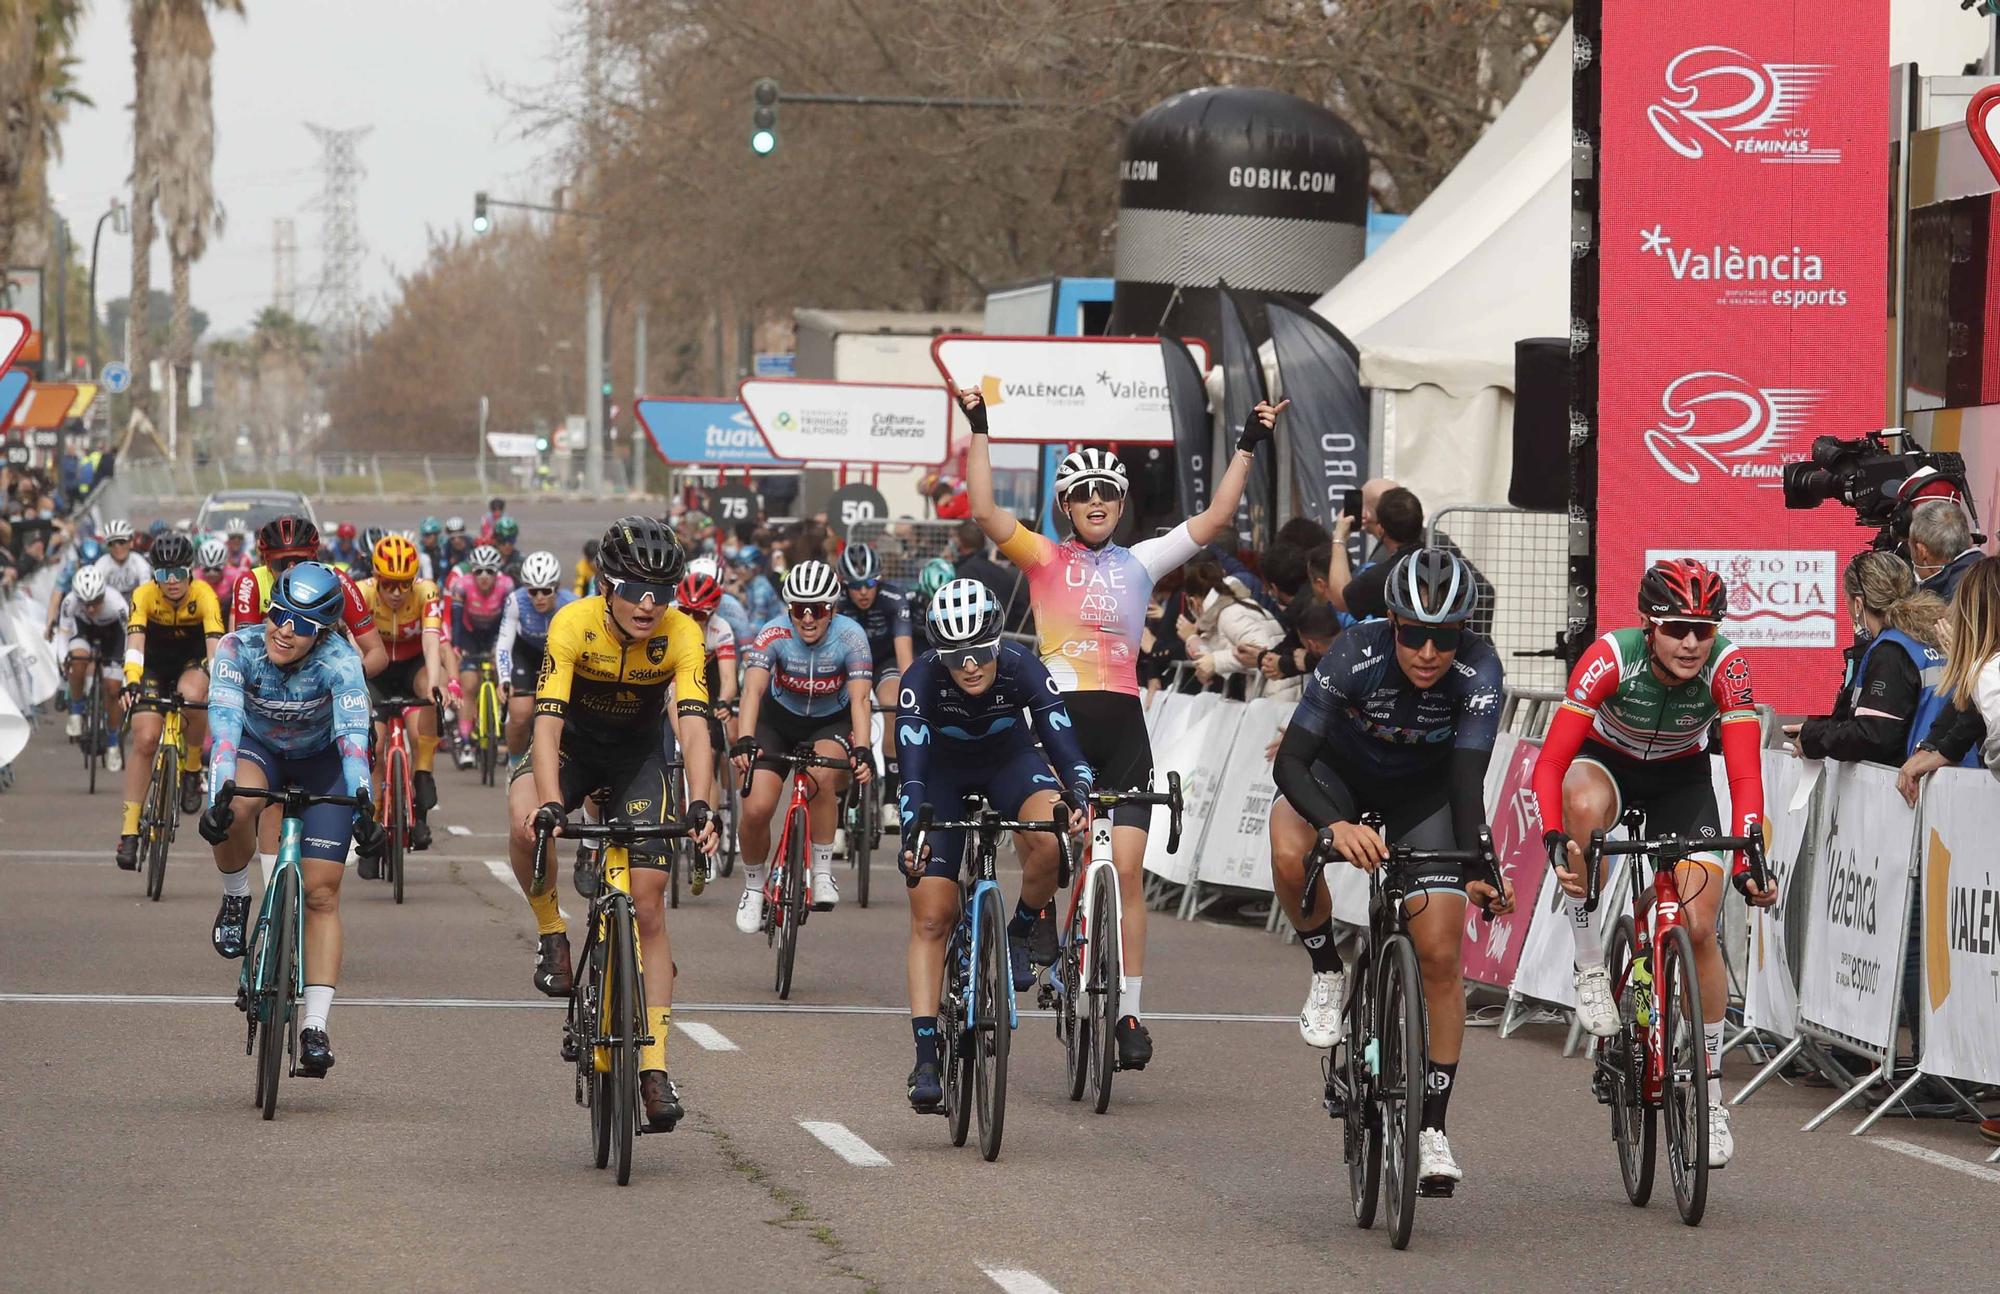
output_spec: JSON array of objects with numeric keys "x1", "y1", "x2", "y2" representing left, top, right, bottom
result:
[{"x1": 496, "y1": 550, "x2": 578, "y2": 766}]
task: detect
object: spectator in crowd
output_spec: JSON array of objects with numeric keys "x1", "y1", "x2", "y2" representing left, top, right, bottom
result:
[
  {"x1": 1936, "y1": 557, "x2": 2000, "y2": 772},
  {"x1": 1907, "y1": 499, "x2": 1982, "y2": 601},
  {"x1": 1330, "y1": 486, "x2": 1425, "y2": 618},
  {"x1": 1139, "y1": 567, "x2": 1193, "y2": 699},
  {"x1": 951, "y1": 520, "x2": 1029, "y2": 632},
  {"x1": 1787, "y1": 551, "x2": 1950, "y2": 765},
  {"x1": 1176, "y1": 558, "x2": 1284, "y2": 691},
  {"x1": 920, "y1": 471, "x2": 970, "y2": 520}
]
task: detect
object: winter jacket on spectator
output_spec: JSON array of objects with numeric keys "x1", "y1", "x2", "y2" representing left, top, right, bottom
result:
[{"x1": 1184, "y1": 575, "x2": 1284, "y2": 676}]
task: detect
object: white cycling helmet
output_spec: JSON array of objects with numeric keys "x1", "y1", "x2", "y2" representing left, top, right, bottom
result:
[
  {"x1": 468, "y1": 544, "x2": 504, "y2": 573},
  {"x1": 685, "y1": 555, "x2": 720, "y2": 581},
  {"x1": 1053, "y1": 446, "x2": 1128, "y2": 498},
  {"x1": 73, "y1": 566, "x2": 107, "y2": 602},
  {"x1": 781, "y1": 559, "x2": 841, "y2": 605},
  {"x1": 520, "y1": 550, "x2": 563, "y2": 590},
  {"x1": 927, "y1": 578, "x2": 1002, "y2": 649},
  {"x1": 102, "y1": 520, "x2": 135, "y2": 541},
  {"x1": 197, "y1": 537, "x2": 228, "y2": 570}
]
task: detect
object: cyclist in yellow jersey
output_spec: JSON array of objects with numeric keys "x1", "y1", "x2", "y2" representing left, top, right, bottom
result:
[
  {"x1": 118, "y1": 532, "x2": 223, "y2": 870},
  {"x1": 506, "y1": 517, "x2": 720, "y2": 1132},
  {"x1": 356, "y1": 534, "x2": 448, "y2": 853}
]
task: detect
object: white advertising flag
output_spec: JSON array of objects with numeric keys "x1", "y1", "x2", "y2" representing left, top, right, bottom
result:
[
  {"x1": 930, "y1": 334, "x2": 1212, "y2": 445},
  {"x1": 1795, "y1": 760, "x2": 1914, "y2": 1051},
  {"x1": 1917, "y1": 767, "x2": 2000, "y2": 1087},
  {"x1": 1744, "y1": 751, "x2": 1808, "y2": 1037},
  {"x1": 738, "y1": 379, "x2": 952, "y2": 466}
]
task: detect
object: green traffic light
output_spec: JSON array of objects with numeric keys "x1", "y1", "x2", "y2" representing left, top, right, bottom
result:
[
  {"x1": 751, "y1": 129, "x2": 777, "y2": 156},
  {"x1": 600, "y1": 381, "x2": 614, "y2": 397},
  {"x1": 535, "y1": 436, "x2": 550, "y2": 452}
]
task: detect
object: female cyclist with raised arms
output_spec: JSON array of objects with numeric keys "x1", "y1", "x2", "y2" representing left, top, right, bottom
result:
[{"x1": 958, "y1": 385, "x2": 1285, "y2": 1070}]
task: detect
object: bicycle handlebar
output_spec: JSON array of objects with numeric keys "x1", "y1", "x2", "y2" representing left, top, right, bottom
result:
[
  {"x1": 529, "y1": 807, "x2": 711, "y2": 895},
  {"x1": 1303, "y1": 812, "x2": 1504, "y2": 924},
  {"x1": 214, "y1": 779, "x2": 365, "y2": 814},
  {"x1": 1580, "y1": 806, "x2": 1768, "y2": 913},
  {"x1": 1077, "y1": 771, "x2": 1183, "y2": 853},
  {"x1": 903, "y1": 801, "x2": 1074, "y2": 889},
  {"x1": 735, "y1": 744, "x2": 856, "y2": 797}
]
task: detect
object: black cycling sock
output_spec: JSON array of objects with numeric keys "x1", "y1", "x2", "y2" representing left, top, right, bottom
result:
[
  {"x1": 912, "y1": 1016, "x2": 940, "y2": 1070},
  {"x1": 1422, "y1": 1061, "x2": 1458, "y2": 1131},
  {"x1": 1298, "y1": 918, "x2": 1343, "y2": 974},
  {"x1": 1009, "y1": 899, "x2": 1038, "y2": 938}
]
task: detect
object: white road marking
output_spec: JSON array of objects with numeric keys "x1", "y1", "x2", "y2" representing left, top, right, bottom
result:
[
  {"x1": 484, "y1": 859, "x2": 571, "y2": 920},
  {"x1": 981, "y1": 1267, "x2": 1062, "y2": 1294},
  {"x1": 674, "y1": 1021, "x2": 738, "y2": 1051},
  {"x1": 4, "y1": 850, "x2": 503, "y2": 866},
  {"x1": 447, "y1": 825, "x2": 472, "y2": 837},
  {"x1": 1874, "y1": 1139, "x2": 2000, "y2": 1184},
  {"x1": 799, "y1": 1120, "x2": 891, "y2": 1167}
]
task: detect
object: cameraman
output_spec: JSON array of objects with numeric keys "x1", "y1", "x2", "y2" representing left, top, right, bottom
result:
[{"x1": 1907, "y1": 500, "x2": 1981, "y2": 600}]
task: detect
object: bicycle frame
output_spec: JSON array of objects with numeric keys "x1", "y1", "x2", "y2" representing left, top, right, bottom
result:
[
  {"x1": 752, "y1": 749, "x2": 850, "y2": 914},
  {"x1": 243, "y1": 814, "x2": 311, "y2": 1013}
]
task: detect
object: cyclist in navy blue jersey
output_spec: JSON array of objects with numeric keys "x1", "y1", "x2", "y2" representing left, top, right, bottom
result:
[
  {"x1": 837, "y1": 542, "x2": 914, "y2": 780},
  {"x1": 895, "y1": 579, "x2": 1093, "y2": 1111}
]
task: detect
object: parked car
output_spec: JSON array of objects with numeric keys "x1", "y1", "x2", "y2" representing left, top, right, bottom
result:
[{"x1": 193, "y1": 489, "x2": 317, "y2": 536}]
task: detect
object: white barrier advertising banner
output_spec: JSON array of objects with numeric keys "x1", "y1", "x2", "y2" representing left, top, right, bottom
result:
[
  {"x1": 1194, "y1": 699, "x2": 1293, "y2": 895},
  {"x1": 1143, "y1": 693, "x2": 1239, "y2": 886},
  {"x1": 738, "y1": 379, "x2": 952, "y2": 467},
  {"x1": 1511, "y1": 851, "x2": 1628, "y2": 1011},
  {"x1": 930, "y1": 334, "x2": 1211, "y2": 445},
  {"x1": 1918, "y1": 767, "x2": 2000, "y2": 1088},
  {"x1": 1744, "y1": 751, "x2": 1809, "y2": 1037},
  {"x1": 1796, "y1": 760, "x2": 1914, "y2": 1051}
]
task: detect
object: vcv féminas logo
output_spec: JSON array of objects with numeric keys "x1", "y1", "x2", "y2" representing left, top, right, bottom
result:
[
  {"x1": 1646, "y1": 45, "x2": 1839, "y2": 164},
  {"x1": 1642, "y1": 370, "x2": 1823, "y2": 486}
]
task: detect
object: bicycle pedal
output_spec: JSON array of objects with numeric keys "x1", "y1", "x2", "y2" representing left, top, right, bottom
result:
[
  {"x1": 1323, "y1": 1094, "x2": 1346, "y2": 1120},
  {"x1": 560, "y1": 1034, "x2": 579, "y2": 1065},
  {"x1": 1417, "y1": 1178, "x2": 1457, "y2": 1199}
]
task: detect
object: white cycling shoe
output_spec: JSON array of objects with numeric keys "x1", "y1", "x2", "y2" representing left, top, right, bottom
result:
[
  {"x1": 1417, "y1": 1129, "x2": 1463, "y2": 1185},
  {"x1": 811, "y1": 869, "x2": 839, "y2": 911},
  {"x1": 1298, "y1": 970, "x2": 1347, "y2": 1048},
  {"x1": 735, "y1": 887, "x2": 766, "y2": 935},
  {"x1": 1572, "y1": 963, "x2": 1620, "y2": 1038},
  {"x1": 106, "y1": 745, "x2": 123, "y2": 773},
  {"x1": 66, "y1": 713, "x2": 82, "y2": 738},
  {"x1": 1707, "y1": 1102, "x2": 1735, "y2": 1168}
]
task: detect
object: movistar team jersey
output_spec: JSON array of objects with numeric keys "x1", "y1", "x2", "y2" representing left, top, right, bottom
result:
[
  {"x1": 895, "y1": 640, "x2": 1094, "y2": 834},
  {"x1": 1289, "y1": 619, "x2": 1504, "y2": 780},
  {"x1": 1562, "y1": 626, "x2": 1751, "y2": 761},
  {"x1": 742, "y1": 613, "x2": 873, "y2": 720},
  {"x1": 207, "y1": 624, "x2": 372, "y2": 805},
  {"x1": 838, "y1": 581, "x2": 913, "y2": 671}
]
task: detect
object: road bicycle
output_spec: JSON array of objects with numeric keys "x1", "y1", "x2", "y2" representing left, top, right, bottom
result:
[
  {"x1": 369, "y1": 693, "x2": 436, "y2": 905},
  {"x1": 1040, "y1": 775, "x2": 1181, "y2": 1114},
  {"x1": 473, "y1": 660, "x2": 504, "y2": 787},
  {"x1": 71, "y1": 651, "x2": 117, "y2": 794},
  {"x1": 746, "y1": 745, "x2": 854, "y2": 1000},
  {"x1": 132, "y1": 689, "x2": 206, "y2": 903},
  {"x1": 712, "y1": 703, "x2": 739, "y2": 880},
  {"x1": 1309, "y1": 814, "x2": 1502, "y2": 1251},
  {"x1": 226, "y1": 779, "x2": 366, "y2": 1121},
  {"x1": 1584, "y1": 808, "x2": 1767, "y2": 1227},
  {"x1": 534, "y1": 807, "x2": 703, "y2": 1186},
  {"x1": 838, "y1": 705, "x2": 890, "y2": 908},
  {"x1": 663, "y1": 757, "x2": 711, "y2": 909},
  {"x1": 906, "y1": 798, "x2": 1073, "y2": 1162}
]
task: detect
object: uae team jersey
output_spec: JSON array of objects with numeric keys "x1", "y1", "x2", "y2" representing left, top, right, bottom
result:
[{"x1": 997, "y1": 520, "x2": 1200, "y2": 695}]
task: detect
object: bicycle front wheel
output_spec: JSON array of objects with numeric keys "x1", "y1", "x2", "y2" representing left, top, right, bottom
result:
[
  {"x1": 852, "y1": 786, "x2": 873, "y2": 910},
  {"x1": 1661, "y1": 922, "x2": 1708, "y2": 1226},
  {"x1": 387, "y1": 748, "x2": 408, "y2": 904},
  {"x1": 581, "y1": 928, "x2": 611, "y2": 1170},
  {"x1": 609, "y1": 897, "x2": 641, "y2": 1185},
  {"x1": 84, "y1": 682, "x2": 101, "y2": 794},
  {"x1": 257, "y1": 867, "x2": 299, "y2": 1120},
  {"x1": 1088, "y1": 875, "x2": 1120, "y2": 1115},
  {"x1": 1061, "y1": 900, "x2": 1088, "y2": 1101},
  {"x1": 1345, "y1": 947, "x2": 1381, "y2": 1229},
  {"x1": 146, "y1": 742, "x2": 179, "y2": 902},
  {"x1": 1602, "y1": 916, "x2": 1655, "y2": 1207},
  {"x1": 1379, "y1": 936, "x2": 1426, "y2": 1250},
  {"x1": 973, "y1": 891, "x2": 1011, "y2": 1161},
  {"x1": 775, "y1": 808, "x2": 807, "y2": 1000}
]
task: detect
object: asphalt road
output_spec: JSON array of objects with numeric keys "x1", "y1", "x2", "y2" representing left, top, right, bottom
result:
[{"x1": 3, "y1": 735, "x2": 1993, "y2": 1292}]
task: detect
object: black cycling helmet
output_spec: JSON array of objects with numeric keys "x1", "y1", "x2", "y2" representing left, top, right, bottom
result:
[
  {"x1": 257, "y1": 514, "x2": 320, "y2": 561},
  {"x1": 1383, "y1": 547, "x2": 1479, "y2": 626},
  {"x1": 148, "y1": 531, "x2": 195, "y2": 570},
  {"x1": 596, "y1": 515, "x2": 686, "y2": 586}
]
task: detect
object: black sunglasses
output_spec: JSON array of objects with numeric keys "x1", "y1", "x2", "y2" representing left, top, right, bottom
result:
[
  {"x1": 1395, "y1": 623, "x2": 1462, "y2": 653},
  {"x1": 1063, "y1": 482, "x2": 1125, "y2": 506},
  {"x1": 1652, "y1": 618, "x2": 1718, "y2": 643}
]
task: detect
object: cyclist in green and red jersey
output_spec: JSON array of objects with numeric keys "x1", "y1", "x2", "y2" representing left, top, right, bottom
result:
[{"x1": 1531, "y1": 557, "x2": 1778, "y2": 1170}]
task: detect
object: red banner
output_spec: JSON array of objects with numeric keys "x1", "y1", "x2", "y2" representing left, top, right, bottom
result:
[
  {"x1": 1460, "y1": 738, "x2": 1547, "y2": 990},
  {"x1": 1597, "y1": 8, "x2": 1889, "y2": 711}
]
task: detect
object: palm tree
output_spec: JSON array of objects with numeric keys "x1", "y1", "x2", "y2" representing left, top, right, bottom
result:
[
  {"x1": 129, "y1": 0, "x2": 241, "y2": 452},
  {"x1": 0, "y1": 1, "x2": 90, "y2": 271}
]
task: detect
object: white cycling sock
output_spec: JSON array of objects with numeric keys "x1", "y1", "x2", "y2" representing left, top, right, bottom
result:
[
  {"x1": 742, "y1": 864, "x2": 765, "y2": 889},
  {"x1": 258, "y1": 852, "x2": 278, "y2": 888},
  {"x1": 303, "y1": 984, "x2": 335, "y2": 1033},
  {"x1": 221, "y1": 866, "x2": 251, "y2": 898},
  {"x1": 1124, "y1": 977, "x2": 1143, "y2": 1021},
  {"x1": 812, "y1": 843, "x2": 834, "y2": 877},
  {"x1": 1704, "y1": 1020, "x2": 1725, "y2": 1102},
  {"x1": 1565, "y1": 898, "x2": 1603, "y2": 968}
]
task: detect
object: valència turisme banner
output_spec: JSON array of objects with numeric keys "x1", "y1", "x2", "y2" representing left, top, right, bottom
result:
[
  {"x1": 1918, "y1": 766, "x2": 2000, "y2": 1089},
  {"x1": 1796, "y1": 760, "x2": 1913, "y2": 1051},
  {"x1": 930, "y1": 334, "x2": 1212, "y2": 446}
]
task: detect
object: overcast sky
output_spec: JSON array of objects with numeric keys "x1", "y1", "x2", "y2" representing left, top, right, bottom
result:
[{"x1": 49, "y1": 1, "x2": 569, "y2": 338}]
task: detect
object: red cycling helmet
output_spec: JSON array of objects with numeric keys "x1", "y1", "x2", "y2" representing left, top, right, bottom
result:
[
  {"x1": 1638, "y1": 557, "x2": 1727, "y2": 622},
  {"x1": 257, "y1": 514, "x2": 321, "y2": 562},
  {"x1": 335, "y1": 521, "x2": 358, "y2": 541},
  {"x1": 676, "y1": 570, "x2": 723, "y2": 615}
]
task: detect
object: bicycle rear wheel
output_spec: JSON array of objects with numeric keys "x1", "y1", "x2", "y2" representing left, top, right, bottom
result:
[
  {"x1": 852, "y1": 786, "x2": 873, "y2": 909},
  {"x1": 387, "y1": 748, "x2": 408, "y2": 904},
  {"x1": 1661, "y1": 923, "x2": 1708, "y2": 1226},
  {"x1": 1087, "y1": 876, "x2": 1120, "y2": 1114},
  {"x1": 775, "y1": 808, "x2": 807, "y2": 1000},
  {"x1": 257, "y1": 867, "x2": 298, "y2": 1120},
  {"x1": 609, "y1": 896, "x2": 641, "y2": 1185},
  {"x1": 1379, "y1": 936, "x2": 1425, "y2": 1250},
  {"x1": 146, "y1": 743, "x2": 179, "y2": 902},
  {"x1": 1345, "y1": 947, "x2": 1381, "y2": 1229},
  {"x1": 581, "y1": 927, "x2": 611, "y2": 1169},
  {"x1": 1602, "y1": 916, "x2": 1656, "y2": 1207},
  {"x1": 84, "y1": 679, "x2": 100, "y2": 794},
  {"x1": 718, "y1": 779, "x2": 738, "y2": 878},
  {"x1": 1061, "y1": 901, "x2": 1088, "y2": 1102},
  {"x1": 973, "y1": 891, "x2": 1011, "y2": 1161}
]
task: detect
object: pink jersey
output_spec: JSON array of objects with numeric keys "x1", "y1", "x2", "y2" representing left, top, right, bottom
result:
[
  {"x1": 446, "y1": 569, "x2": 515, "y2": 635},
  {"x1": 996, "y1": 520, "x2": 1200, "y2": 695}
]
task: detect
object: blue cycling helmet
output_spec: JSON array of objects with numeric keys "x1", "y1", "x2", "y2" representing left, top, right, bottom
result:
[
  {"x1": 78, "y1": 538, "x2": 104, "y2": 563},
  {"x1": 270, "y1": 561, "x2": 346, "y2": 632}
]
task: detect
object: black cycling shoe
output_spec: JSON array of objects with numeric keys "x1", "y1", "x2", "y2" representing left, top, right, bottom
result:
[
  {"x1": 297, "y1": 1028, "x2": 335, "y2": 1077},
  {"x1": 212, "y1": 894, "x2": 253, "y2": 959},
  {"x1": 413, "y1": 769, "x2": 438, "y2": 813},
  {"x1": 907, "y1": 1062, "x2": 943, "y2": 1112},
  {"x1": 179, "y1": 770, "x2": 205, "y2": 816},
  {"x1": 115, "y1": 834, "x2": 140, "y2": 871},
  {"x1": 1029, "y1": 907, "x2": 1059, "y2": 968},
  {"x1": 408, "y1": 817, "x2": 432, "y2": 852},
  {"x1": 640, "y1": 1070, "x2": 684, "y2": 1131},
  {"x1": 573, "y1": 843, "x2": 600, "y2": 900},
  {"x1": 1114, "y1": 1016, "x2": 1153, "y2": 1071},
  {"x1": 534, "y1": 932, "x2": 574, "y2": 997},
  {"x1": 357, "y1": 852, "x2": 380, "y2": 881},
  {"x1": 1007, "y1": 931, "x2": 1034, "y2": 992}
]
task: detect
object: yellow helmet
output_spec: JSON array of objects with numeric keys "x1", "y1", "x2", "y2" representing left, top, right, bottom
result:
[{"x1": 372, "y1": 534, "x2": 420, "y2": 581}]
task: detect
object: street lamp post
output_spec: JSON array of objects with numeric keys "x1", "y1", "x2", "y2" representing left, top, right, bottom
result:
[{"x1": 87, "y1": 197, "x2": 129, "y2": 375}]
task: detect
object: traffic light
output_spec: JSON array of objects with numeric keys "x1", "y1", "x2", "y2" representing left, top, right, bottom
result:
[
  {"x1": 535, "y1": 434, "x2": 550, "y2": 453},
  {"x1": 472, "y1": 192, "x2": 490, "y2": 234},
  {"x1": 751, "y1": 79, "x2": 779, "y2": 155}
]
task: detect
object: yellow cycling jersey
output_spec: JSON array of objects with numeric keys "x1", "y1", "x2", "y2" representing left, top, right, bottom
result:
[
  {"x1": 128, "y1": 579, "x2": 224, "y2": 650},
  {"x1": 358, "y1": 576, "x2": 443, "y2": 662},
  {"x1": 534, "y1": 595, "x2": 708, "y2": 739}
]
